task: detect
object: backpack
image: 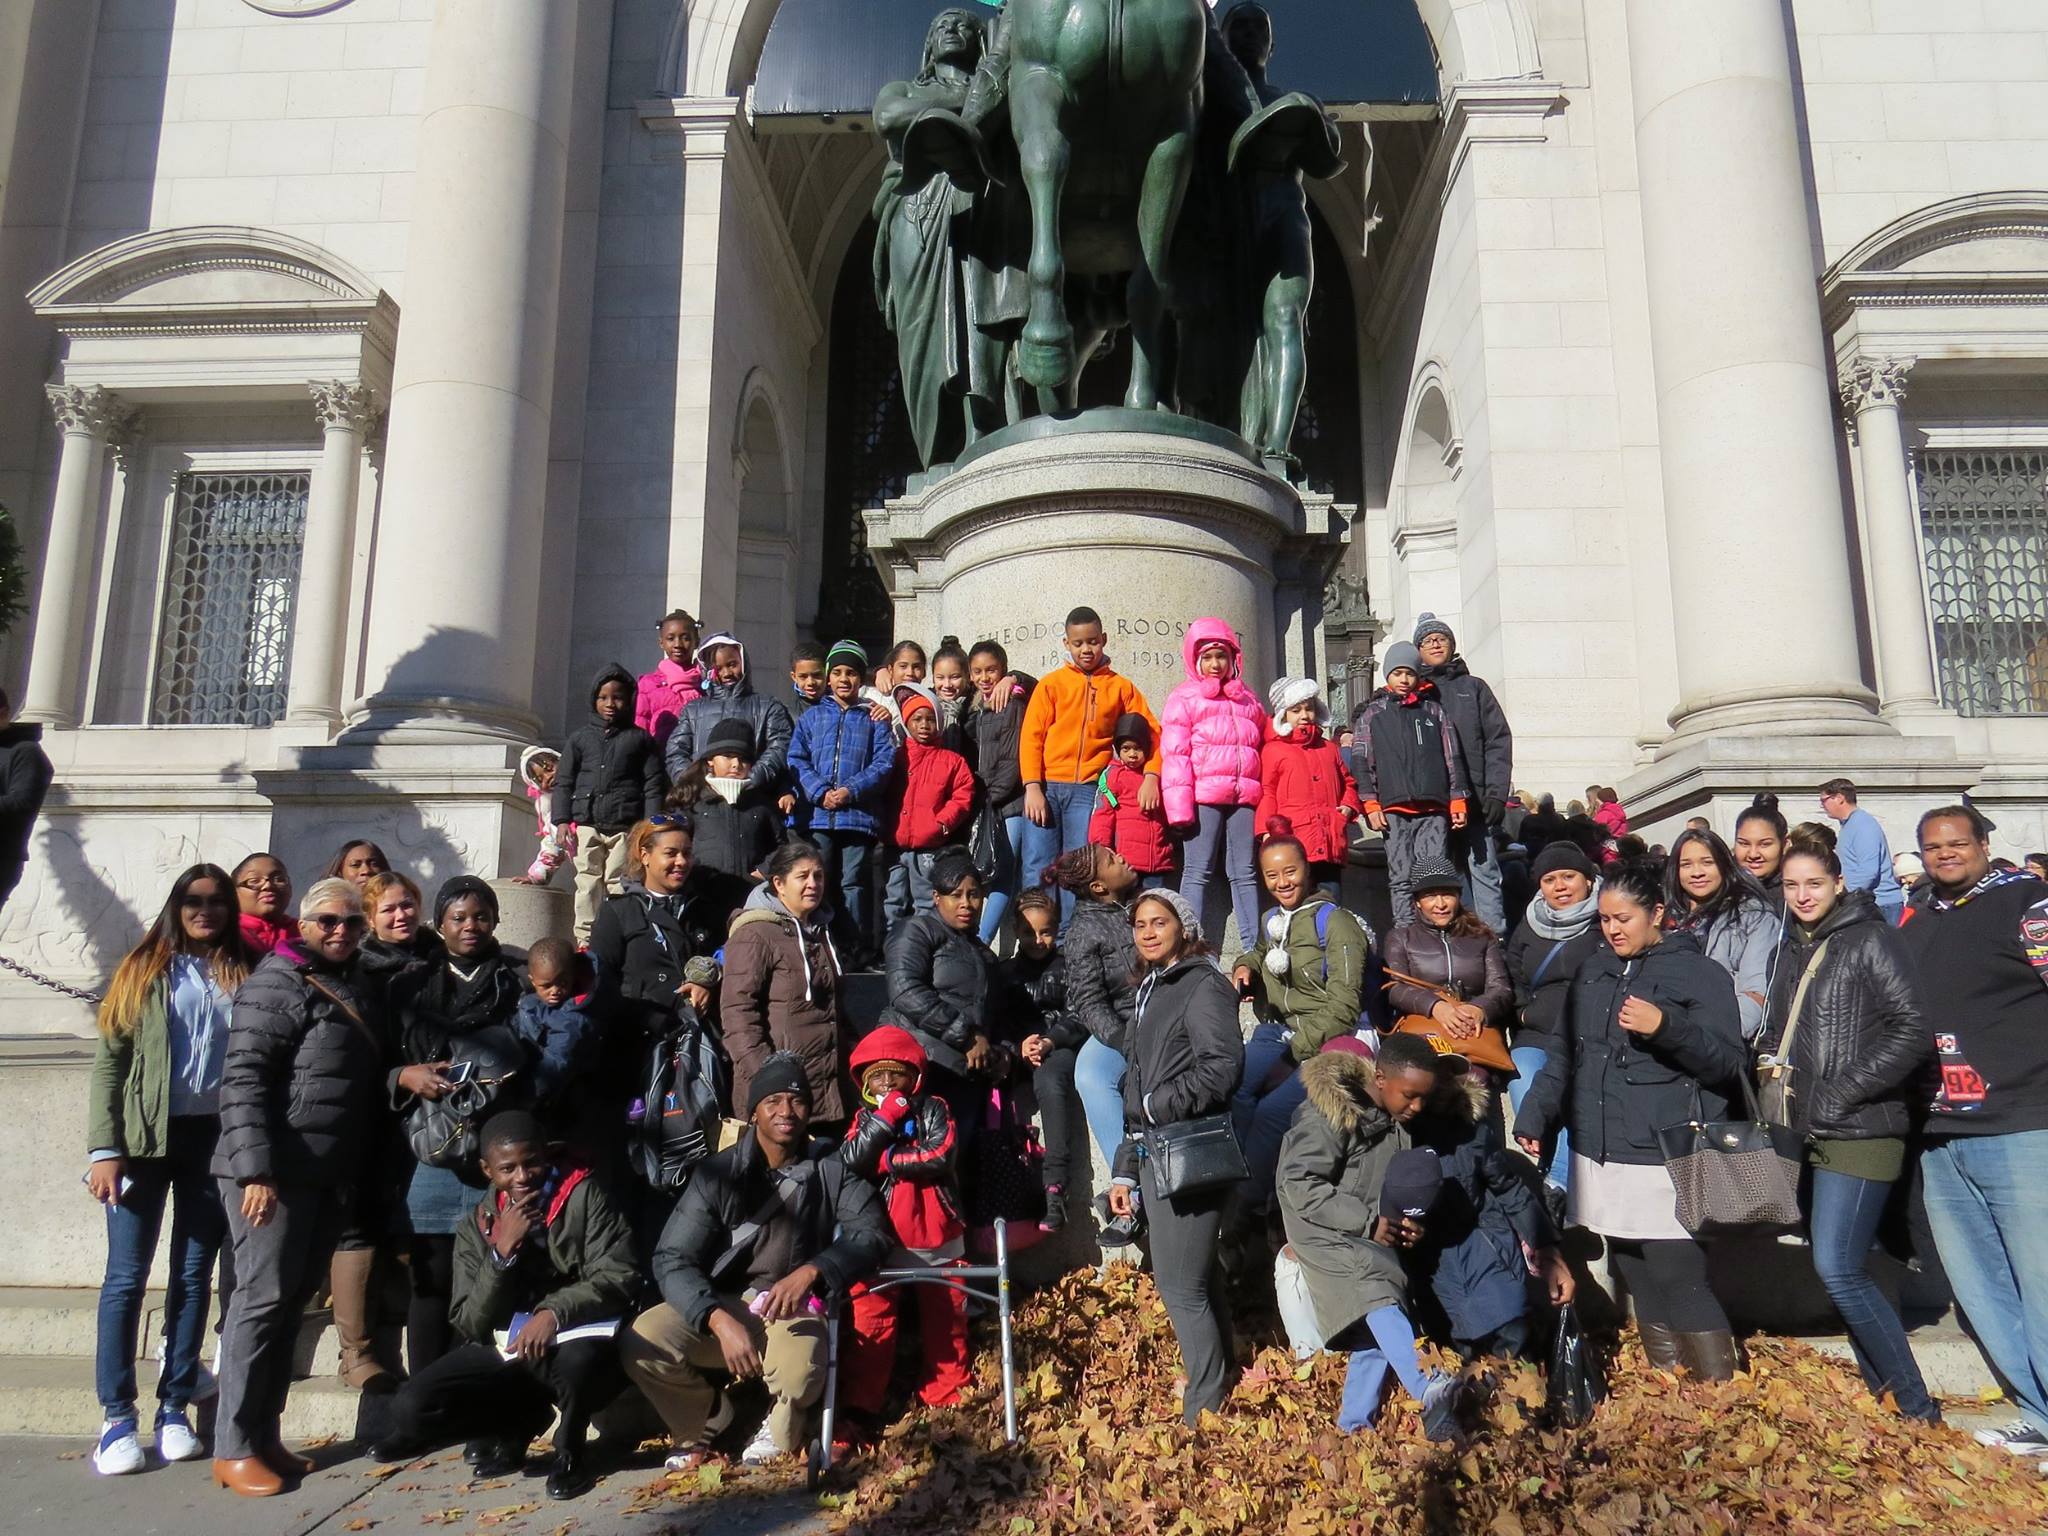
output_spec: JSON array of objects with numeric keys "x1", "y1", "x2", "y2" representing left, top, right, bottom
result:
[
  {"x1": 628, "y1": 1007, "x2": 731, "y2": 1192},
  {"x1": 405, "y1": 1024, "x2": 530, "y2": 1175},
  {"x1": 1307, "y1": 902, "x2": 1390, "y2": 1034}
]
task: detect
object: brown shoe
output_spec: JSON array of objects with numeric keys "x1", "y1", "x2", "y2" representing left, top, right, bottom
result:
[
  {"x1": 262, "y1": 1441, "x2": 317, "y2": 1477},
  {"x1": 212, "y1": 1456, "x2": 285, "y2": 1498}
]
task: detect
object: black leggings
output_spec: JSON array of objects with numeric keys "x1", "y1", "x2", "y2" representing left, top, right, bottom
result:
[
  {"x1": 1033, "y1": 1044, "x2": 1082, "y2": 1191},
  {"x1": 1607, "y1": 1237, "x2": 1729, "y2": 1333},
  {"x1": 406, "y1": 1234, "x2": 457, "y2": 1375}
]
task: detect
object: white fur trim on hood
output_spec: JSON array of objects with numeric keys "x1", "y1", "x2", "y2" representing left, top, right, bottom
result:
[
  {"x1": 519, "y1": 744, "x2": 560, "y2": 791},
  {"x1": 1267, "y1": 676, "x2": 1330, "y2": 735}
]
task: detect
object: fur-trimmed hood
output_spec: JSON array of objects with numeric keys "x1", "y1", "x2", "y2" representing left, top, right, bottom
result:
[
  {"x1": 1427, "y1": 1071, "x2": 1491, "y2": 1126},
  {"x1": 1298, "y1": 1048, "x2": 1395, "y2": 1140}
]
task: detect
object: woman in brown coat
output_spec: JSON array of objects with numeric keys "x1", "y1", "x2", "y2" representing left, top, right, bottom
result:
[
  {"x1": 1382, "y1": 857, "x2": 1512, "y2": 1046},
  {"x1": 718, "y1": 841, "x2": 851, "y2": 1129}
]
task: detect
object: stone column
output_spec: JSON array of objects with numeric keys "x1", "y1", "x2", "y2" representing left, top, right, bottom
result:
[
  {"x1": 1840, "y1": 357, "x2": 1942, "y2": 719},
  {"x1": 1626, "y1": 0, "x2": 1885, "y2": 739},
  {"x1": 21, "y1": 384, "x2": 130, "y2": 726},
  {"x1": 350, "y1": 0, "x2": 577, "y2": 741},
  {"x1": 286, "y1": 381, "x2": 381, "y2": 726}
]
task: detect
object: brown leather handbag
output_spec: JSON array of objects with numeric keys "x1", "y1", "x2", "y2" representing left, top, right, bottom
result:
[{"x1": 1380, "y1": 968, "x2": 1519, "y2": 1075}]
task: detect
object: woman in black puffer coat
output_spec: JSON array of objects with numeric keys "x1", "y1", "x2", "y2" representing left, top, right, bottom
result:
[
  {"x1": 883, "y1": 848, "x2": 1003, "y2": 1160},
  {"x1": 1108, "y1": 887, "x2": 1244, "y2": 1424},
  {"x1": 1755, "y1": 833, "x2": 1936, "y2": 1421},
  {"x1": 1044, "y1": 844, "x2": 1145, "y2": 1238},
  {"x1": 1512, "y1": 861, "x2": 1746, "y2": 1380}
]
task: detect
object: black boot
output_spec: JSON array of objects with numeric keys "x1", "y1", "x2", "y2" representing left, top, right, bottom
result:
[
  {"x1": 1638, "y1": 1321, "x2": 1682, "y2": 1372},
  {"x1": 471, "y1": 1438, "x2": 527, "y2": 1478},
  {"x1": 1678, "y1": 1331, "x2": 1741, "y2": 1382},
  {"x1": 545, "y1": 1446, "x2": 594, "y2": 1501}
]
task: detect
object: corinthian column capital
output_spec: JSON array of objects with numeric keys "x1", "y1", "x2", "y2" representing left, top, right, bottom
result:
[
  {"x1": 310, "y1": 380, "x2": 385, "y2": 435},
  {"x1": 45, "y1": 383, "x2": 132, "y2": 439},
  {"x1": 1839, "y1": 356, "x2": 1914, "y2": 416}
]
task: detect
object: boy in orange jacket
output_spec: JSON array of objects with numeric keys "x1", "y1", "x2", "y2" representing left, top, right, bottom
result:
[
  {"x1": 888, "y1": 684, "x2": 975, "y2": 934},
  {"x1": 1020, "y1": 607, "x2": 1161, "y2": 925}
]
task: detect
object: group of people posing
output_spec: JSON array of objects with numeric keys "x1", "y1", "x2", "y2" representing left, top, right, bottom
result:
[{"x1": 75, "y1": 604, "x2": 2048, "y2": 1503}]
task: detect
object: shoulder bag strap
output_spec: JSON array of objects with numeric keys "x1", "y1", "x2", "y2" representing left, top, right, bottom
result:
[{"x1": 1527, "y1": 938, "x2": 1571, "y2": 989}]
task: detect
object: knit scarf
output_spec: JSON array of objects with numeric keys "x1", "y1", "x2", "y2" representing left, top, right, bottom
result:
[{"x1": 1526, "y1": 881, "x2": 1601, "y2": 941}]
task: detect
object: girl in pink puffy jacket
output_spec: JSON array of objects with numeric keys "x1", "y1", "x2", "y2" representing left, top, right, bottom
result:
[{"x1": 1162, "y1": 618, "x2": 1269, "y2": 951}]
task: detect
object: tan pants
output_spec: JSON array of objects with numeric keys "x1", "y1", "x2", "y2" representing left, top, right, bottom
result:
[
  {"x1": 571, "y1": 827, "x2": 631, "y2": 944},
  {"x1": 620, "y1": 1301, "x2": 828, "y2": 1453}
]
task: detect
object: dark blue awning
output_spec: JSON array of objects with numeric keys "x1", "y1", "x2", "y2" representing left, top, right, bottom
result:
[{"x1": 752, "y1": 0, "x2": 1439, "y2": 123}]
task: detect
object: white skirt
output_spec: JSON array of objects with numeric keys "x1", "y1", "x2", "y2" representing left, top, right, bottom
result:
[{"x1": 1566, "y1": 1153, "x2": 1691, "y2": 1241}]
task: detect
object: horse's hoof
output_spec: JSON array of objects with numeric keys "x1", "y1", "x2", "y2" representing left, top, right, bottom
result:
[{"x1": 1018, "y1": 338, "x2": 1075, "y2": 390}]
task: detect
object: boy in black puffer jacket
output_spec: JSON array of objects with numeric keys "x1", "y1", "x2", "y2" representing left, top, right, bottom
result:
[
  {"x1": 555, "y1": 663, "x2": 667, "y2": 944},
  {"x1": 1005, "y1": 888, "x2": 1082, "y2": 1231},
  {"x1": 882, "y1": 848, "x2": 1006, "y2": 1166}
]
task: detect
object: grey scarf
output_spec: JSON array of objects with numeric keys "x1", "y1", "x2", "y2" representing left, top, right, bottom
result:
[{"x1": 1526, "y1": 880, "x2": 1601, "y2": 941}]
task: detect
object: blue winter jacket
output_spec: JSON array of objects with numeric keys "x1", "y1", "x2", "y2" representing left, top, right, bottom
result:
[{"x1": 788, "y1": 696, "x2": 898, "y2": 838}]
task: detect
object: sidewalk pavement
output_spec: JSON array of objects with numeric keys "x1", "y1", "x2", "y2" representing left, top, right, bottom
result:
[{"x1": 0, "y1": 1437, "x2": 829, "y2": 1536}]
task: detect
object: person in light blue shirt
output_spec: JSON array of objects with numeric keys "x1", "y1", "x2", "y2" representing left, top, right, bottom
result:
[{"x1": 1821, "y1": 778, "x2": 1904, "y2": 924}]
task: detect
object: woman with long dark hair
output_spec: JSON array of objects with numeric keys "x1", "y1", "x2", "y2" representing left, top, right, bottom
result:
[
  {"x1": 1733, "y1": 794, "x2": 1789, "y2": 908},
  {"x1": 1513, "y1": 861, "x2": 1747, "y2": 1378},
  {"x1": 1756, "y1": 830, "x2": 1938, "y2": 1421},
  {"x1": 1665, "y1": 828, "x2": 1780, "y2": 1041},
  {"x1": 86, "y1": 864, "x2": 256, "y2": 1475},
  {"x1": 322, "y1": 839, "x2": 391, "y2": 889},
  {"x1": 388, "y1": 877, "x2": 528, "y2": 1370},
  {"x1": 1107, "y1": 888, "x2": 1244, "y2": 1423}
]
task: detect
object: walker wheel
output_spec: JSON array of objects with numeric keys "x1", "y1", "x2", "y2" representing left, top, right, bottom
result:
[{"x1": 805, "y1": 1437, "x2": 825, "y2": 1490}]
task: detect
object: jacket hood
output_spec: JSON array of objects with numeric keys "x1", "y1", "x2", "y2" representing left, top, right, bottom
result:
[
  {"x1": 0, "y1": 720, "x2": 43, "y2": 746},
  {"x1": 652, "y1": 655, "x2": 701, "y2": 685},
  {"x1": 1422, "y1": 655, "x2": 1471, "y2": 681},
  {"x1": 1422, "y1": 1072, "x2": 1491, "y2": 1127},
  {"x1": 1267, "y1": 676, "x2": 1330, "y2": 735},
  {"x1": 849, "y1": 1023, "x2": 927, "y2": 1088},
  {"x1": 589, "y1": 661, "x2": 637, "y2": 713},
  {"x1": 518, "y1": 744, "x2": 560, "y2": 791},
  {"x1": 1181, "y1": 618, "x2": 1246, "y2": 699},
  {"x1": 1800, "y1": 886, "x2": 1884, "y2": 940},
  {"x1": 1299, "y1": 1048, "x2": 1396, "y2": 1139},
  {"x1": 699, "y1": 631, "x2": 751, "y2": 698},
  {"x1": 1584, "y1": 926, "x2": 1704, "y2": 978}
]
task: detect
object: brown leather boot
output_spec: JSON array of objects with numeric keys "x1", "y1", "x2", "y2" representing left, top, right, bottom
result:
[
  {"x1": 328, "y1": 1247, "x2": 391, "y2": 1390},
  {"x1": 1638, "y1": 1321, "x2": 1682, "y2": 1372},
  {"x1": 212, "y1": 1456, "x2": 285, "y2": 1497},
  {"x1": 261, "y1": 1440, "x2": 317, "y2": 1478},
  {"x1": 1678, "y1": 1330, "x2": 1741, "y2": 1382}
]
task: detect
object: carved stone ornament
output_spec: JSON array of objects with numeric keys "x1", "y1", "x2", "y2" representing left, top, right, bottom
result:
[
  {"x1": 240, "y1": 1, "x2": 354, "y2": 16},
  {"x1": 1839, "y1": 356, "x2": 1913, "y2": 415},
  {"x1": 45, "y1": 383, "x2": 134, "y2": 439},
  {"x1": 310, "y1": 379, "x2": 384, "y2": 435}
]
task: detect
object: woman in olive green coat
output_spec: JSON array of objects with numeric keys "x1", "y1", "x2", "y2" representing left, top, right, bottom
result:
[{"x1": 85, "y1": 863, "x2": 258, "y2": 1476}]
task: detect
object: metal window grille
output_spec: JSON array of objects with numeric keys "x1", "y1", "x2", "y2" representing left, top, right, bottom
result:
[
  {"x1": 150, "y1": 470, "x2": 310, "y2": 726},
  {"x1": 1915, "y1": 448, "x2": 2048, "y2": 718}
]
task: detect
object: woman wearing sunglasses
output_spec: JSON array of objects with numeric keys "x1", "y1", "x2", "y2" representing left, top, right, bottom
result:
[{"x1": 210, "y1": 877, "x2": 396, "y2": 1497}]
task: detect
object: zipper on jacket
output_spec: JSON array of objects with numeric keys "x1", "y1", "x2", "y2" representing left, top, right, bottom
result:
[{"x1": 1077, "y1": 672, "x2": 1095, "y2": 783}]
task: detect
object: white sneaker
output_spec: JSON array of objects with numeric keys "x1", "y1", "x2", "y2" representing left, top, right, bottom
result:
[
  {"x1": 155, "y1": 1408, "x2": 204, "y2": 1463},
  {"x1": 1974, "y1": 1419, "x2": 2048, "y2": 1458},
  {"x1": 92, "y1": 1419, "x2": 144, "y2": 1476},
  {"x1": 738, "y1": 1419, "x2": 781, "y2": 1466}
]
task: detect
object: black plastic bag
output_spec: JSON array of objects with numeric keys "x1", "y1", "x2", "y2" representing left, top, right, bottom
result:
[{"x1": 1545, "y1": 1302, "x2": 1606, "y2": 1427}]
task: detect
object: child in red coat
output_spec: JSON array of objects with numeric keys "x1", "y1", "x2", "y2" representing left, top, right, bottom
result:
[
  {"x1": 887, "y1": 684, "x2": 976, "y2": 932},
  {"x1": 1257, "y1": 676, "x2": 1362, "y2": 892},
  {"x1": 838, "y1": 1025, "x2": 969, "y2": 1432},
  {"x1": 1088, "y1": 713, "x2": 1177, "y2": 886}
]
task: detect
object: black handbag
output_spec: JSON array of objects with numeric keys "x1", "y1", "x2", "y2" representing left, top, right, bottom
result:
[
  {"x1": 1656, "y1": 1076, "x2": 1803, "y2": 1236},
  {"x1": 1144, "y1": 1112, "x2": 1250, "y2": 1200},
  {"x1": 405, "y1": 1026, "x2": 529, "y2": 1174}
]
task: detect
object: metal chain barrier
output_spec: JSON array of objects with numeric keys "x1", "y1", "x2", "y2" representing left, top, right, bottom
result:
[{"x1": 0, "y1": 951, "x2": 105, "y2": 1006}]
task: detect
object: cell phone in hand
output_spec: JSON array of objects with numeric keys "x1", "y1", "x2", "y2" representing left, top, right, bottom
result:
[{"x1": 445, "y1": 1060, "x2": 475, "y2": 1087}]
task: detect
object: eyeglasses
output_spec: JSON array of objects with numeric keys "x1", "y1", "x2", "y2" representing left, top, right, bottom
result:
[
  {"x1": 306, "y1": 913, "x2": 368, "y2": 934},
  {"x1": 238, "y1": 875, "x2": 290, "y2": 891}
]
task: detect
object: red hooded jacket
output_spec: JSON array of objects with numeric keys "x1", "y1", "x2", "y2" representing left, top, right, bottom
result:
[
  {"x1": 894, "y1": 737, "x2": 976, "y2": 851},
  {"x1": 1257, "y1": 719, "x2": 1362, "y2": 865},
  {"x1": 840, "y1": 1026, "x2": 963, "y2": 1252},
  {"x1": 1088, "y1": 761, "x2": 1177, "y2": 874}
]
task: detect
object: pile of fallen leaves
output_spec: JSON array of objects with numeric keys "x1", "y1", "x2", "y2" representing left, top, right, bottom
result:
[{"x1": 805, "y1": 1263, "x2": 2048, "y2": 1536}]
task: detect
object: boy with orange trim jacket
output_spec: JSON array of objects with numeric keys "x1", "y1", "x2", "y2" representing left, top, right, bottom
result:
[
  {"x1": 836, "y1": 1026, "x2": 969, "y2": 1439},
  {"x1": 887, "y1": 684, "x2": 976, "y2": 934},
  {"x1": 1020, "y1": 607, "x2": 1162, "y2": 926},
  {"x1": 1347, "y1": 641, "x2": 1470, "y2": 930}
]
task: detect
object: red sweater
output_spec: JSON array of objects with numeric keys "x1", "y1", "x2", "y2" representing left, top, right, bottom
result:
[
  {"x1": 1256, "y1": 723, "x2": 1361, "y2": 866},
  {"x1": 1087, "y1": 762, "x2": 1177, "y2": 874},
  {"x1": 894, "y1": 738, "x2": 975, "y2": 850}
]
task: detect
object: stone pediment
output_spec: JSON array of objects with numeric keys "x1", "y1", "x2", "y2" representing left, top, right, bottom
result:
[{"x1": 1829, "y1": 193, "x2": 2048, "y2": 281}]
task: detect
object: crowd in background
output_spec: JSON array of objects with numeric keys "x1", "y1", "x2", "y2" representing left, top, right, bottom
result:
[{"x1": 70, "y1": 604, "x2": 2048, "y2": 1503}]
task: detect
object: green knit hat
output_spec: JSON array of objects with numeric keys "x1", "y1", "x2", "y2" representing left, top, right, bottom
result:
[{"x1": 825, "y1": 638, "x2": 869, "y2": 672}]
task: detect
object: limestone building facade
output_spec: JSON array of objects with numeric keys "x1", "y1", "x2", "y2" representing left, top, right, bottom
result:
[{"x1": 1, "y1": 0, "x2": 2046, "y2": 1034}]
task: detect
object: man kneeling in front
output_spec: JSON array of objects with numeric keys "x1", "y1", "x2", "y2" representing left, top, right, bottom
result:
[{"x1": 622, "y1": 1051, "x2": 892, "y2": 1471}]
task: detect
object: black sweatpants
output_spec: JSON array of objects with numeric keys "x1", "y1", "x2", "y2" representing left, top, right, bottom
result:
[
  {"x1": 1608, "y1": 1236, "x2": 1728, "y2": 1333},
  {"x1": 383, "y1": 1338, "x2": 626, "y2": 1454},
  {"x1": 1033, "y1": 1045, "x2": 1083, "y2": 1191},
  {"x1": 406, "y1": 1234, "x2": 457, "y2": 1374}
]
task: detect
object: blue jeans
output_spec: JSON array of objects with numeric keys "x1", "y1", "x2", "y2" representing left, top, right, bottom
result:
[
  {"x1": 884, "y1": 846, "x2": 939, "y2": 932},
  {"x1": 1921, "y1": 1131, "x2": 2048, "y2": 1436},
  {"x1": 1808, "y1": 1164, "x2": 1938, "y2": 1422},
  {"x1": 1074, "y1": 1035, "x2": 1130, "y2": 1167},
  {"x1": 1022, "y1": 780, "x2": 1099, "y2": 927},
  {"x1": 95, "y1": 1116, "x2": 227, "y2": 1420},
  {"x1": 1451, "y1": 818, "x2": 1506, "y2": 935},
  {"x1": 1877, "y1": 898, "x2": 1904, "y2": 927},
  {"x1": 1181, "y1": 803, "x2": 1260, "y2": 952},
  {"x1": 1339, "y1": 1305, "x2": 1442, "y2": 1432},
  {"x1": 1507, "y1": 1045, "x2": 1569, "y2": 1191},
  {"x1": 1232, "y1": 1022, "x2": 1305, "y2": 1208},
  {"x1": 978, "y1": 813, "x2": 1028, "y2": 944},
  {"x1": 810, "y1": 829, "x2": 876, "y2": 957}
]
